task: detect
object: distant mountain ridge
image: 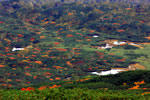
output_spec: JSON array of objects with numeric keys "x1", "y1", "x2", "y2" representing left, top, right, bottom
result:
[{"x1": 1, "y1": 0, "x2": 150, "y2": 5}]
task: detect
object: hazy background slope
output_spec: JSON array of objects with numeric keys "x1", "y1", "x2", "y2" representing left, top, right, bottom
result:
[{"x1": 1, "y1": 0, "x2": 150, "y2": 4}]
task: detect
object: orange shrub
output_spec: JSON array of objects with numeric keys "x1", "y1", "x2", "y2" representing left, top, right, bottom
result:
[
  {"x1": 24, "y1": 66, "x2": 30, "y2": 69},
  {"x1": 89, "y1": 30, "x2": 95, "y2": 33},
  {"x1": 52, "y1": 66, "x2": 63, "y2": 69},
  {"x1": 50, "y1": 21, "x2": 56, "y2": 24},
  {"x1": 117, "y1": 29, "x2": 125, "y2": 32},
  {"x1": 21, "y1": 87, "x2": 35, "y2": 91},
  {"x1": 0, "y1": 65, "x2": 5, "y2": 68},
  {"x1": 55, "y1": 77, "x2": 61, "y2": 80},
  {"x1": 67, "y1": 12, "x2": 73, "y2": 16},
  {"x1": 66, "y1": 61, "x2": 72, "y2": 66},
  {"x1": 41, "y1": 55, "x2": 49, "y2": 58},
  {"x1": 42, "y1": 21, "x2": 49, "y2": 25},
  {"x1": 113, "y1": 23, "x2": 120, "y2": 25},
  {"x1": 44, "y1": 72, "x2": 52, "y2": 76},
  {"x1": 7, "y1": 79, "x2": 12, "y2": 82},
  {"x1": 49, "y1": 78, "x2": 54, "y2": 81},
  {"x1": 126, "y1": 8, "x2": 131, "y2": 10},
  {"x1": 40, "y1": 36, "x2": 46, "y2": 39},
  {"x1": 129, "y1": 80, "x2": 145, "y2": 90},
  {"x1": 145, "y1": 36, "x2": 150, "y2": 40},
  {"x1": 9, "y1": 57, "x2": 16, "y2": 60},
  {"x1": 24, "y1": 72, "x2": 32, "y2": 76},
  {"x1": 33, "y1": 76, "x2": 38, "y2": 79},
  {"x1": 49, "y1": 84, "x2": 61, "y2": 88},
  {"x1": 141, "y1": 92, "x2": 150, "y2": 95},
  {"x1": 34, "y1": 61, "x2": 43, "y2": 64},
  {"x1": 5, "y1": 47, "x2": 10, "y2": 52},
  {"x1": 87, "y1": 39, "x2": 91, "y2": 41},
  {"x1": 38, "y1": 86, "x2": 47, "y2": 90},
  {"x1": 35, "y1": 32, "x2": 42, "y2": 35},
  {"x1": 116, "y1": 58, "x2": 126, "y2": 62},
  {"x1": 54, "y1": 42, "x2": 60, "y2": 45},
  {"x1": 56, "y1": 48, "x2": 67, "y2": 52}
]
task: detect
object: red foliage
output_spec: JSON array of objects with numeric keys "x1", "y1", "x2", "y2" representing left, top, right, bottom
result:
[
  {"x1": 66, "y1": 34, "x2": 73, "y2": 38},
  {"x1": 17, "y1": 39, "x2": 23, "y2": 42},
  {"x1": 54, "y1": 42, "x2": 60, "y2": 45},
  {"x1": 89, "y1": 30, "x2": 95, "y2": 33},
  {"x1": 26, "y1": 81, "x2": 31, "y2": 84},
  {"x1": 16, "y1": 79, "x2": 22, "y2": 82},
  {"x1": 44, "y1": 72, "x2": 52, "y2": 76},
  {"x1": 84, "y1": 36, "x2": 90, "y2": 39},
  {"x1": 5, "y1": 47, "x2": 10, "y2": 52},
  {"x1": 0, "y1": 21, "x2": 4, "y2": 24},
  {"x1": 30, "y1": 37, "x2": 35, "y2": 41},
  {"x1": 56, "y1": 48, "x2": 68, "y2": 52},
  {"x1": 49, "y1": 78, "x2": 54, "y2": 81},
  {"x1": 33, "y1": 76, "x2": 38, "y2": 79},
  {"x1": 24, "y1": 72, "x2": 32, "y2": 76},
  {"x1": 72, "y1": 61, "x2": 84, "y2": 65},
  {"x1": 9, "y1": 57, "x2": 16, "y2": 60},
  {"x1": 24, "y1": 66, "x2": 30, "y2": 69},
  {"x1": 66, "y1": 61, "x2": 72, "y2": 66},
  {"x1": 32, "y1": 55, "x2": 36, "y2": 58},
  {"x1": 113, "y1": 23, "x2": 120, "y2": 25},
  {"x1": 52, "y1": 66, "x2": 63, "y2": 69},
  {"x1": 50, "y1": 21, "x2": 56, "y2": 24},
  {"x1": 34, "y1": 61, "x2": 43, "y2": 64},
  {"x1": 49, "y1": 84, "x2": 61, "y2": 88},
  {"x1": 0, "y1": 54, "x2": 6, "y2": 56},
  {"x1": 0, "y1": 65, "x2": 5, "y2": 68},
  {"x1": 55, "y1": 77, "x2": 61, "y2": 80},
  {"x1": 88, "y1": 67, "x2": 93, "y2": 71},
  {"x1": 17, "y1": 34, "x2": 24, "y2": 37},
  {"x1": 1, "y1": 84, "x2": 12, "y2": 87},
  {"x1": 116, "y1": 58, "x2": 126, "y2": 62},
  {"x1": 68, "y1": 12, "x2": 73, "y2": 16},
  {"x1": 38, "y1": 86, "x2": 47, "y2": 90},
  {"x1": 126, "y1": 8, "x2": 132, "y2": 10},
  {"x1": 117, "y1": 29, "x2": 125, "y2": 32},
  {"x1": 76, "y1": 33, "x2": 83, "y2": 36},
  {"x1": 21, "y1": 87, "x2": 35, "y2": 91},
  {"x1": 7, "y1": 53, "x2": 14, "y2": 56}
]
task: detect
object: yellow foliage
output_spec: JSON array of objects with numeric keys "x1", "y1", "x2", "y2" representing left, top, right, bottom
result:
[
  {"x1": 40, "y1": 36, "x2": 46, "y2": 39},
  {"x1": 41, "y1": 55, "x2": 49, "y2": 58},
  {"x1": 68, "y1": 12, "x2": 73, "y2": 16}
]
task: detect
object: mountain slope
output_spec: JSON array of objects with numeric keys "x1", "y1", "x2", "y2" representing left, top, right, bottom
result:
[{"x1": 1, "y1": 0, "x2": 150, "y2": 4}]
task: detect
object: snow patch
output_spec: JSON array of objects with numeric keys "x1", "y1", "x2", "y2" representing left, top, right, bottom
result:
[
  {"x1": 91, "y1": 69, "x2": 125, "y2": 76},
  {"x1": 12, "y1": 47, "x2": 24, "y2": 51}
]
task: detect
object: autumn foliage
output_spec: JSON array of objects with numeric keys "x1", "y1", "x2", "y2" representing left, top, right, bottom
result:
[
  {"x1": 38, "y1": 86, "x2": 47, "y2": 90},
  {"x1": 67, "y1": 12, "x2": 73, "y2": 16},
  {"x1": 66, "y1": 34, "x2": 73, "y2": 37},
  {"x1": 117, "y1": 29, "x2": 125, "y2": 32},
  {"x1": 49, "y1": 84, "x2": 61, "y2": 88},
  {"x1": 129, "y1": 80, "x2": 145, "y2": 90},
  {"x1": 0, "y1": 65, "x2": 5, "y2": 68},
  {"x1": 21, "y1": 87, "x2": 35, "y2": 91},
  {"x1": 34, "y1": 61, "x2": 43, "y2": 64},
  {"x1": 54, "y1": 42, "x2": 60, "y2": 45}
]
